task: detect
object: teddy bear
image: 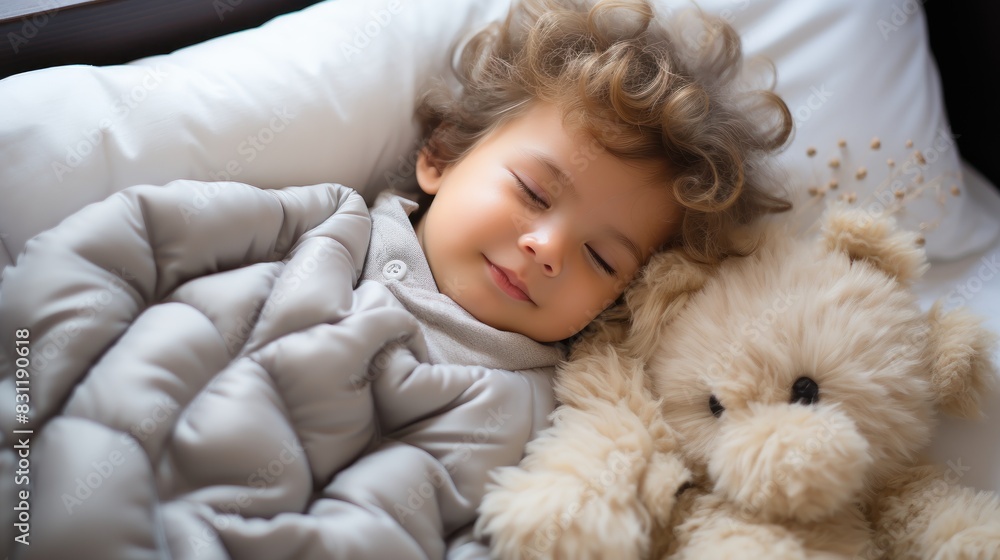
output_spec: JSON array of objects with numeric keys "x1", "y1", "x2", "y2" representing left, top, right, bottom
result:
[{"x1": 475, "y1": 205, "x2": 1000, "y2": 559}]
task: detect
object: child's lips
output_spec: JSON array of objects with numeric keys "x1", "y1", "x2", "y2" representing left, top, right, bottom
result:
[{"x1": 486, "y1": 257, "x2": 534, "y2": 303}]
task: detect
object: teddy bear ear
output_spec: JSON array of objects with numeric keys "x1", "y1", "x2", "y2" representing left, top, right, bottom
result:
[
  {"x1": 820, "y1": 204, "x2": 928, "y2": 285},
  {"x1": 615, "y1": 249, "x2": 712, "y2": 362},
  {"x1": 924, "y1": 302, "x2": 1000, "y2": 419}
]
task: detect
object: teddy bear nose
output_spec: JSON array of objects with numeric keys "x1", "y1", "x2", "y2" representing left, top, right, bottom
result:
[
  {"x1": 790, "y1": 376, "x2": 819, "y2": 405},
  {"x1": 708, "y1": 403, "x2": 871, "y2": 523}
]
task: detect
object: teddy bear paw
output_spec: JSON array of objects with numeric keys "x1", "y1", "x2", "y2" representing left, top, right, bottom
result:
[
  {"x1": 675, "y1": 532, "x2": 810, "y2": 560},
  {"x1": 929, "y1": 524, "x2": 1000, "y2": 560},
  {"x1": 477, "y1": 465, "x2": 652, "y2": 560}
]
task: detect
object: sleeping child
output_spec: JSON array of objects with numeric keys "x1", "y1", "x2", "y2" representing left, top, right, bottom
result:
[{"x1": 0, "y1": 0, "x2": 792, "y2": 558}]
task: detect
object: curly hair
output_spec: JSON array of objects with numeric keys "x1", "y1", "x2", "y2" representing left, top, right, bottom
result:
[{"x1": 415, "y1": 0, "x2": 793, "y2": 264}]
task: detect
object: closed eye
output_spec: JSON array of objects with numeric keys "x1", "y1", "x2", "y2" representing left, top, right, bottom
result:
[
  {"x1": 513, "y1": 171, "x2": 615, "y2": 276},
  {"x1": 587, "y1": 246, "x2": 616, "y2": 276},
  {"x1": 513, "y1": 173, "x2": 549, "y2": 209}
]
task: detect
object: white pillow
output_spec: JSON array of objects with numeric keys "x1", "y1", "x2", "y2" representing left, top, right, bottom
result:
[
  {"x1": 674, "y1": 0, "x2": 1000, "y2": 260},
  {"x1": 0, "y1": 0, "x2": 513, "y2": 271},
  {"x1": 0, "y1": 0, "x2": 996, "y2": 271}
]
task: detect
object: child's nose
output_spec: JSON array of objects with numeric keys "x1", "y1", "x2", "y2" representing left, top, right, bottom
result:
[{"x1": 519, "y1": 231, "x2": 562, "y2": 277}]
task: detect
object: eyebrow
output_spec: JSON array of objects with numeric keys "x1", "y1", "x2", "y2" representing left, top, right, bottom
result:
[
  {"x1": 520, "y1": 148, "x2": 577, "y2": 197},
  {"x1": 519, "y1": 148, "x2": 646, "y2": 269}
]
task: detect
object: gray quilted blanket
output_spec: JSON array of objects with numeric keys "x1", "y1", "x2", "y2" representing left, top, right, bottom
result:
[{"x1": 0, "y1": 181, "x2": 555, "y2": 560}]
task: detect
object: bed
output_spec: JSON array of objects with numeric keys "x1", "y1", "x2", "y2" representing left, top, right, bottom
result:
[{"x1": 1, "y1": 0, "x2": 998, "y2": 557}]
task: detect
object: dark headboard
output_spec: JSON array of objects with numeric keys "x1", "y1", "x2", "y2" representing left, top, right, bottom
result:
[
  {"x1": 0, "y1": 0, "x2": 324, "y2": 80},
  {"x1": 923, "y1": 2, "x2": 1000, "y2": 189}
]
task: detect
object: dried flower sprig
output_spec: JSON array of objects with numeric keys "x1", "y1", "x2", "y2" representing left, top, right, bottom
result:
[{"x1": 792, "y1": 136, "x2": 962, "y2": 240}]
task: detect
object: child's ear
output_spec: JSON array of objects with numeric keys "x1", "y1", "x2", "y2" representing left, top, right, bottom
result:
[{"x1": 415, "y1": 147, "x2": 445, "y2": 195}]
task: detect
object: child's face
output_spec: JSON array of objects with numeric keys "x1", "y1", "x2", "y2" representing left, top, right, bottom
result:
[{"x1": 414, "y1": 102, "x2": 681, "y2": 342}]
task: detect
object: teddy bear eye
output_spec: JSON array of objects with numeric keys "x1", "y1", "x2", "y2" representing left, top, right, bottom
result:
[
  {"x1": 790, "y1": 376, "x2": 820, "y2": 405},
  {"x1": 708, "y1": 395, "x2": 724, "y2": 417}
]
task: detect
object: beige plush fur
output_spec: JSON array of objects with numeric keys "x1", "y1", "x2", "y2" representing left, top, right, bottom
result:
[{"x1": 476, "y1": 206, "x2": 1000, "y2": 559}]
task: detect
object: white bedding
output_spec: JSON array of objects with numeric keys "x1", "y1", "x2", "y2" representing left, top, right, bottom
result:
[
  {"x1": 920, "y1": 161, "x2": 1000, "y2": 493},
  {"x1": 0, "y1": 0, "x2": 997, "y2": 501}
]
